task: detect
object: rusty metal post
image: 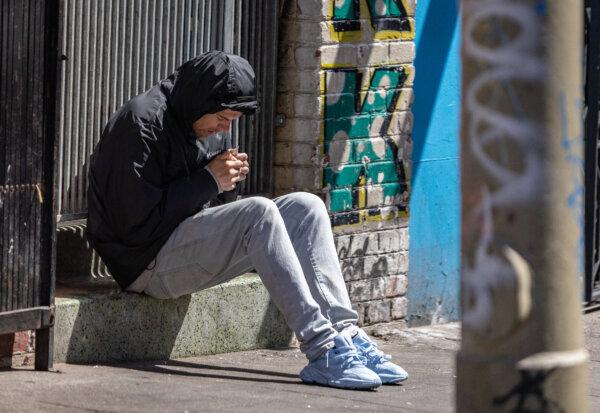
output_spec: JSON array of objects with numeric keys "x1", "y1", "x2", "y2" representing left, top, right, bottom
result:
[{"x1": 458, "y1": 0, "x2": 589, "y2": 411}]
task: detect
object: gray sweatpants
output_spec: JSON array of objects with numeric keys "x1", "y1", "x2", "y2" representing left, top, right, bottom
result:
[{"x1": 126, "y1": 192, "x2": 359, "y2": 360}]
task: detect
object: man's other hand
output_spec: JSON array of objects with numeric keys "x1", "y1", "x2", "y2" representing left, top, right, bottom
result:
[
  {"x1": 206, "y1": 152, "x2": 245, "y2": 191},
  {"x1": 235, "y1": 152, "x2": 250, "y2": 181}
]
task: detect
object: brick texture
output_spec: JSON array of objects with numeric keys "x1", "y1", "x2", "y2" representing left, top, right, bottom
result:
[{"x1": 276, "y1": 0, "x2": 415, "y2": 325}]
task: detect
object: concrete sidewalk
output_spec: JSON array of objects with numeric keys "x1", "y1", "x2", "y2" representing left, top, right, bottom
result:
[{"x1": 0, "y1": 313, "x2": 598, "y2": 412}]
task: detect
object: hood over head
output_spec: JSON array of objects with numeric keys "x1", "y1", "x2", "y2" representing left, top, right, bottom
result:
[{"x1": 167, "y1": 51, "x2": 258, "y2": 132}]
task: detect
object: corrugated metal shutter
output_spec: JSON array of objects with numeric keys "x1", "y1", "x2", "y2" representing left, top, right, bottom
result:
[{"x1": 57, "y1": 0, "x2": 278, "y2": 222}]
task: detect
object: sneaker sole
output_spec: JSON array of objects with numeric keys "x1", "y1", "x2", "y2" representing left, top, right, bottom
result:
[
  {"x1": 379, "y1": 373, "x2": 409, "y2": 384},
  {"x1": 299, "y1": 367, "x2": 381, "y2": 390}
]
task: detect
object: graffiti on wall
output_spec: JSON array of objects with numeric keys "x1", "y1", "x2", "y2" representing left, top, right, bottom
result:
[
  {"x1": 330, "y1": 0, "x2": 414, "y2": 41},
  {"x1": 322, "y1": 66, "x2": 411, "y2": 226},
  {"x1": 322, "y1": 0, "x2": 413, "y2": 226},
  {"x1": 338, "y1": 234, "x2": 390, "y2": 280}
]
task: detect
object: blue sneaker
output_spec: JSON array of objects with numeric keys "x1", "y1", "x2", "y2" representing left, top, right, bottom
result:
[
  {"x1": 352, "y1": 329, "x2": 409, "y2": 384},
  {"x1": 299, "y1": 334, "x2": 382, "y2": 390}
]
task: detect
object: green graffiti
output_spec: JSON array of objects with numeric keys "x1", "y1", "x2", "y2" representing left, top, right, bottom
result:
[
  {"x1": 328, "y1": 187, "x2": 353, "y2": 212},
  {"x1": 332, "y1": 0, "x2": 411, "y2": 33},
  {"x1": 323, "y1": 66, "x2": 409, "y2": 213}
]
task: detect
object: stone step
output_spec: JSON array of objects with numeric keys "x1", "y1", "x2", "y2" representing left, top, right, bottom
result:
[{"x1": 54, "y1": 275, "x2": 293, "y2": 364}]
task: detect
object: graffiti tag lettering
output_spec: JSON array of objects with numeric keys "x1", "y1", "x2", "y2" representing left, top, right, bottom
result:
[
  {"x1": 323, "y1": 66, "x2": 410, "y2": 225},
  {"x1": 331, "y1": 0, "x2": 413, "y2": 41}
]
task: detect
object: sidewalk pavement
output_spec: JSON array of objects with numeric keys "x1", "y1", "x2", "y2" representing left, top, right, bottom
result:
[{"x1": 0, "y1": 312, "x2": 598, "y2": 412}]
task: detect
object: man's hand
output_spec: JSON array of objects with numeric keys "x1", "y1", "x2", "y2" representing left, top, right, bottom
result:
[
  {"x1": 235, "y1": 152, "x2": 250, "y2": 181},
  {"x1": 206, "y1": 152, "x2": 245, "y2": 191}
]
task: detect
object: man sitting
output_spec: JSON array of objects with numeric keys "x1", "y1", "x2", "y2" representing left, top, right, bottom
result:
[{"x1": 87, "y1": 51, "x2": 408, "y2": 389}]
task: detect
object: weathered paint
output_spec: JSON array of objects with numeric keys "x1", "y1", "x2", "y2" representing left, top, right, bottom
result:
[
  {"x1": 457, "y1": 1, "x2": 588, "y2": 410},
  {"x1": 330, "y1": 0, "x2": 415, "y2": 41},
  {"x1": 461, "y1": 0, "x2": 543, "y2": 336},
  {"x1": 322, "y1": 67, "x2": 411, "y2": 221},
  {"x1": 559, "y1": 93, "x2": 585, "y2": 278},
  {"x1": 322, "y1": 0, "x2": 413, "y2": 227},
  {"x1": 407, "y1": 0, "x2": 461, "y2": 324}
]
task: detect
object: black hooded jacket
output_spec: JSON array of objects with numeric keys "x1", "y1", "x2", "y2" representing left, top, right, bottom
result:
[{"x1": 87, "y1": 51, "x2": 258, "y2": 290}]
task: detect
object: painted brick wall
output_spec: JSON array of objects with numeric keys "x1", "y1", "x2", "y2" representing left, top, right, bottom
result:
[{"x1": 276, "y1": 0, "x2": 415, "y2": 325}]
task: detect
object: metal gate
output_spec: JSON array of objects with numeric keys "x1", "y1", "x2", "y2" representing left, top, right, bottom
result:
[
  {"x1": 0, "y1": 0, "x2": 59, "y2": 369},
  {"x1": 584, "y1": 0, "x2": 600, "y2": 304},
  {"x1": 56, "y1": 0, "x2": 278, "y2": 223}
]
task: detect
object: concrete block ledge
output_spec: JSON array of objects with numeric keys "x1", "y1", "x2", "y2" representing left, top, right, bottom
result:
[{"x1": 54, "y1": 275, "x2": 293, "y2": 364}]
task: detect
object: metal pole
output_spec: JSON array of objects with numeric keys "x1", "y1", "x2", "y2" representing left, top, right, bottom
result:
[{"x1": 458, "y1": 0, "x2": 589, "y2": 411}]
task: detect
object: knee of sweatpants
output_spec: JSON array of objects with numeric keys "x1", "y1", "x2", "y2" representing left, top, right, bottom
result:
[
  {"x1": 245, "y1": 196, "x2": 280, "y2": 223},
  {"x1": 286, "y1": 192, "x2": 329, "y2": 220}
]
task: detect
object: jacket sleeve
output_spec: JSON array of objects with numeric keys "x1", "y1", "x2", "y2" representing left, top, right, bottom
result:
[
  {"x1": 209, "y1": 186, "x2": 240, "y2": 207},
  {"x1": 105, "y1": 133, "x2": 219, "y2": 244}
]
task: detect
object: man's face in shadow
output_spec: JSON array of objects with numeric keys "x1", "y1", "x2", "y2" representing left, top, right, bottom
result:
[{"x1": 192, "y1": 109, "x2": 242, "y2": 139}]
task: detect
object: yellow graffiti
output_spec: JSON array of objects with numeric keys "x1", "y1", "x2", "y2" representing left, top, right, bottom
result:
[{"x1": 328, "y1": 0, "x2": 415, "y2": 43}]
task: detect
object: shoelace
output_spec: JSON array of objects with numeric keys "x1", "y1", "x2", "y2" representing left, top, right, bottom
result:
[
  {"x1": 357, "y1": 340, "x2": 391, "y2": 365},
  {"x1": 329, "y1": 346, "x2": 364, "y2": 370}
]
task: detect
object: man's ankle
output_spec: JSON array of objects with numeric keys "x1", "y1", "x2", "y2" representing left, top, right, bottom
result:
[{"x1": 337, "y1": 324, "x2": 359, "y2": 338}]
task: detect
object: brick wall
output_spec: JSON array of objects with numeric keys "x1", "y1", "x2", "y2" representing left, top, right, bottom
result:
[
  {"x1": 276, "y1": 0, "x2": 415, "y2": 325},
  {"x1": 0, "y1": 331, "x2": 35, "y2": 368}
]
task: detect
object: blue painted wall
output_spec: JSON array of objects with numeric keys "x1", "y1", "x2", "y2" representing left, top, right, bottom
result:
[{"x1": 407, "y1": 0, "x2": 461, "y2": 324}]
